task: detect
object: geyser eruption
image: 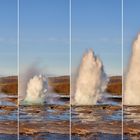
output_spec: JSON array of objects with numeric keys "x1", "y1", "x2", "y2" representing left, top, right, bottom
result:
[
  {"x1": 124, "y1": 34, "x2": 140, "y2": 105},
  {"x1": 24, "y1": 75, "x2": 47, "y2": 104},
  {"x1": 74, "y1": 49, "x2": 108, "y2": 105},
  {"x1": 19, "y1": 64, "x2": 41, "y2": 101}
]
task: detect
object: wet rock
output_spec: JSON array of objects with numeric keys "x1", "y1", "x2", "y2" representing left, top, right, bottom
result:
[
  {"x1": 19, "y1": 121, "x2": 69, "y2": 135},
  {"x1": 72, "y1": 121, "x2": 121, "y2": 136},
  {"x1": 0, "y1": 106, "x2": 17, "y2": 111},
  {"x1": 124, "y1": 106, "x2": 140, "y2": 138},
  {"x1": 0, "y1": 121, "x2": 17, "y2": 135},
  {"x1": 71, "y1": 105, "x2": 122, "y2": 137}
]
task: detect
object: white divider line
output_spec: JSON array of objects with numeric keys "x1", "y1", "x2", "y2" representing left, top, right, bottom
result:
[
  {"x1": 17, "y1": 0, "x2": 20, "y2": 139},
  {"x1": 122, "y1": 0, "x2": 124, "y2": 140},
  {"x1": 69, "y1": 0, "x2": 72, "y2": 140}
]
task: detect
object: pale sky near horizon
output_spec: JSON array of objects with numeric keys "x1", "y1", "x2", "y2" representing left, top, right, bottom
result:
[{"x1": 0, "y1": 0, "x2": 139, "y2": 76}]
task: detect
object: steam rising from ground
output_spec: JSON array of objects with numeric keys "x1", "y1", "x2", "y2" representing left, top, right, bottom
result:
[
  {"x1": 124, "y1": 34, "x2": 140, "y2": 105},
  {"x1": 19, "y1": 65, "x2": 40, "y2": 100},
  {"x1": 74, "y1": 49, "x2": 108, "y2": 105},
  {"x1": 19, "y1": 65, "x2": 48, "y2": 104},
  {"x1": 24, "y1": 75, "x2": 47, "y2": 104}
]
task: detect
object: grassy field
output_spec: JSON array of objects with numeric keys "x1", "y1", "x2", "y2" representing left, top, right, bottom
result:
[
  {"x1": 0, "y1": 76, "x2": 17, "y2": 95},
  {"x1": 0, "y1": 75, "x2": 122, "y2": 95},
  {"x1": 48, "y1": 76, "x2": 70, "y2": 95},
  {"x1": 106, "y1": 76, "x2": 122, "y2": 95}
]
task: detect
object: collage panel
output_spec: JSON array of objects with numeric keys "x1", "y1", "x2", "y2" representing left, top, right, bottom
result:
[
  {"x1": 19, "y1": 0, "x2": 70, "y2": 139},
  {"x1": 0, "y1": 1, "x2": 18, "y2": 140},
  {"x1": 123, "y1": 0, "x2": 140, "y2": 139},
  {"x1": 71, "y1": 0, "x2": 122, "y2": 139}
]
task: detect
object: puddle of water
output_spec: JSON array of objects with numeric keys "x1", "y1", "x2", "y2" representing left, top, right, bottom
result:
[
  {"x1": 0, "y1": 93, "x2": 17, "y2": 121},
  {"x1": 0, "y1": 92, "x2": 17, "y2": 139},
  {"x1": 72, "y1": 133, "x2": 122, "y2": 140},
  {"x1": 19, "y1": 133, "x2": 69, "y2": 140},
  {"x1": 71, "y1": 93, "x2": 122, "y2": 139},
  {"x1": 19, "y1": 93, "x2": 70, "y2": 138},
  {"x1": 0, "y1": 134, "x2": 17, "y2": 140}
]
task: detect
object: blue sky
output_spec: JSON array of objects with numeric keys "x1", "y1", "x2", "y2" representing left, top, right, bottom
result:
[
  {"x1": 72, "y1": 0, "x2": 122, "y2": 76},
  {"x1": 0, "y1": 0, "x2": 17, "y2": 76},
  {"x1": 124, "y1": 0, "x2": 140, "y2": 71},
  {"x1": 0, "y1": 0, "x2": 139, "y2": 76},
  {"x1": 19, "y1": 0, "x2": 69, "y2": 76}
]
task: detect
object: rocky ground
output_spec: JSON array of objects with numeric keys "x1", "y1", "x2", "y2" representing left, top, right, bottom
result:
[
  {"x1": 0, "y1": 92, "x2": 17, "y2": 139},
  {"x1": 1, "y1": 75, "x2": 140, "y2": 140},
  {"x1": 71, "y1": 105, "x2": 122, "y2": 139},
  {"x1": 123, "y1": 105, "x2": 140, "y2": 139},
  {"x1": 0, "y1": 94, "x2": 123, "y2": 140}
]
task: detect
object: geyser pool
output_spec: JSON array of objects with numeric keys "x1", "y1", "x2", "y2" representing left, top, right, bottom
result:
[
  {"x1": 124, "y1": 34, "x2": 140, "y2": 105},
  {"x1": 74, "y1": 49, "x2": 108, "y2": 105},
  {"x1": 24, "y1": 75, "x2": 47, "y2": 104}
]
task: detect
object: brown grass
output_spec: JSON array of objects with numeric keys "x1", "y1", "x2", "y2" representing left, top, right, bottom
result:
[
  {"x1": 48, "y1": 76, "x2": 70, "y2": 95},
  {"x1": 0, "y1": 75, "x2": 122, "y2": 95},
  {"x1": 106, "y1": 76, "x2": 122, "y2": 95},
  {"x1": 0, "y1": 76, "x2": 18, "y2": 95}
]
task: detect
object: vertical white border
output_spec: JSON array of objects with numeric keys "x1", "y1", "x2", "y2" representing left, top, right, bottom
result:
[
  {"x1": 17, "y1": 1, "x2": 72, "y2": 139},
  {"x1": 17, "y1": 0, "x2": 19, "y2": 139},
  {"x1": 17, "y1": 0, "x2": 73, "y2": 139},
  {"x1": 122, "y1": 0, "x2": 124, "y2": 140},
  {"x1": 69, "y1": 1, "x2": 124, "y2": 139},
  {"x1": 69, "y1": 0, "x2": 71, "y2": 140}
]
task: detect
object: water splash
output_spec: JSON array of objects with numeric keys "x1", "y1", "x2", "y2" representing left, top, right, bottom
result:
[
  {"x1": 74, "y1": 49, "x2": 108, "y2": 105},
  {"x1": 24, "y1": 75, "x2": 47, "y2": 104},
  {"x1": 19, "y1": 64, "x2": 41, "y2": 101},
  {"x1": 124, "y1": 34, "x2": 140, "y2": 105}
]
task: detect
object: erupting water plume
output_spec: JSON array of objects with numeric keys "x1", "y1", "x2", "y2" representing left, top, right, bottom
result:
[
  {"x1": 24, "y1": 75, "x2": 47, "y2": 104},
  {"x1": 124, "y1": 34, "x2": 140, "y2": 105},
  {"x1": 74, "y1": 49, "x2": 108, "y2": 105}
]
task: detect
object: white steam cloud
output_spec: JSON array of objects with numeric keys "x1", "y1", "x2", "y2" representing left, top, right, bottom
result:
[
  {"x1": 74, "y1": 49, "x2": 108, "y2": 105},
  {"x1": 24, "y1": 75, "x2": 47, "y2": 104},
  {"x1": 19, "y1": 64, "x2": 48, "y2": 104},
  {"x1": 124, "y1": 34, "x2": 140, "y2": 105}
]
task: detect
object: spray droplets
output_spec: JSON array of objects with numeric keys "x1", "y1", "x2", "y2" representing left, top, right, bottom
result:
[
  {"x1": 124, "y1": 34, "x2": 140, "y2": 105},
  {"x1": 74, "y1": 49, "x2": 108, "y2": 105},
  {"x1": 24, "y1": 75, "x2": 47, "y2": 104}
]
